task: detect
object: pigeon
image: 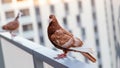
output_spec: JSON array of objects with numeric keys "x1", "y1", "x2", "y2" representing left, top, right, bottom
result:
[
  {"x1": 47, "y1": 15, "x2": 96, "y2": 63},
  {"x1": 2, "y1": 12, "x2": 21, "y2": 38}
]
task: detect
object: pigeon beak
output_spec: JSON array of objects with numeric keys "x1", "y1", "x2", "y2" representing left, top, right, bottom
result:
[{"x1": 49, "y1": 19, "x2": 53, "y2": 22}]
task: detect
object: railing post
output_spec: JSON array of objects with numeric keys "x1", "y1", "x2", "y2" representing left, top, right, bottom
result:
[
  {"x1": 0, "y1": 38, "x2": 5, "y2": 68},
  {"x1": 33, "y1": 56, "x2": 44, "y2": 68}
]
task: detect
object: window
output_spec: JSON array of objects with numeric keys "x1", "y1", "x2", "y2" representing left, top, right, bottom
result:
[
  {"x1": 63, "y1": 17, "x2": 67, "y2": 25},
  {"x1": 5, "y1": 10, "x2": 15, "y2": 19},
  {"x1": 91, "y1": 0, "x2": 97, "y2": 25},
  {"x1": 63, "y1": 17, "x2": 67, "y2": 28},
  {"x1": 99, "y1": 64, "x2": 102, "y2": 68},
  {"x1": 23, "y1": 24, "x2": 33, "y2": 31},
  {"x1": 91, "y1": 0, "x2": 95, "y2": 7},
  {"x1": 38, "y1": 23, "x2": 43, "y2": 36},
  {"x1": 40, "y1": 36, "x2": 44, "y2": 45},
  {"x1": 78, "y1": 1, "x2": 82, "y2": 12},
  {"x1": 97, "y1": 51, "x2": 101, "y2": 58},
  {"x1": 93, "y1": 12, "x2": 96, "y2": 20},
  {"x1": 20, "y1": 8, "x2": 30, "y2": 16},
  {"x1": 81, "y1": 28, "x2": 86, "y2": 40},
  {"x1": 64, "y1": 3, "x2": 69, "y2": 15},
  {"x1": 63, "y1": 17, "x2": 68, "y2": 29},
  {"x1": 76, "y1": 15, "x2": 81, "y2": 26},
  {"x1": 38, "y1": 22, "x2": 42, "y2": 29},
  {"x1": 96, "y1": 39, "x2": 99, "y2": 46},
  {"x1": 38, "y1": 22, "x2": 44, "y2": 45},
  {"x1": 35, "y1": 7, "x2": 40, "y2": 15},
  {"x1": 76, "y1": 15, "x2": 80, "y2": 22},
  {"x1": 50, "y1": 5, "x2": 55, "y2": 14},
  {"x1": 94, "y1": 26, "x2": 98, "y2": 33},
  {"x1": 2, "y1": 0, "x2": 12, "y2": 3}
]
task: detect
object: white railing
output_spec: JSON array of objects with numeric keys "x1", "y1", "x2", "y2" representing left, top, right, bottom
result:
[{"x1": 0, "y1": 32, "x2": 95, "y2": 68}]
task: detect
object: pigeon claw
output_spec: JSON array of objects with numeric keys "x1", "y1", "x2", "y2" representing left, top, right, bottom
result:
[{"x1": 54, "y1": 54, "x2": 67, "y2": 59}]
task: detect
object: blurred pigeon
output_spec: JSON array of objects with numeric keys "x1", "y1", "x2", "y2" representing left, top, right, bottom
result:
[{"x1": 2, "y1": 12, "x2": 21, "y2": 38}]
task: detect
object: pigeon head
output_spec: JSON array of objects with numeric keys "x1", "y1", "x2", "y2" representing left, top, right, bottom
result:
[
  {"x1": 49, "y1": 15, "x2": 56, "y2": 23},
  {"x1": 49, "y1": 15, "x2": 55, "y2": 19}
]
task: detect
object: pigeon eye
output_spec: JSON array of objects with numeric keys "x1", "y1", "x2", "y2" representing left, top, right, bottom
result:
[
  {"x1": 49, "y1": 15, "x2": 54, "y2": 19},
  {"x1": 49, "y1": 16, "x2": 52, "y2": 19},
  {"x1": 49, "y1": 15, "x2": 52, "y2": 19}
]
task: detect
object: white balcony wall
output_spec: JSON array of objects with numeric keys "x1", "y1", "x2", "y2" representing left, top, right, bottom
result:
[{"x1": 0, "y1": 38, "x2": 34, "y2": 68}]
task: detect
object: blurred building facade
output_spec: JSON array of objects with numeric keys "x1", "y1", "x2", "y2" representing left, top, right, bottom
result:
[{"x1": 0, "y1": 0, "x2": 120, "y2": 68}]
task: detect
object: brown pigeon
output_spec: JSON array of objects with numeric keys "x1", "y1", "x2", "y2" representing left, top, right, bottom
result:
[
  {"x1": 2, "y1": 13, "x2": 20, "y2": 37},
  {"x1": 47, "y1": 15, "x2": 96, "y2": 63}
]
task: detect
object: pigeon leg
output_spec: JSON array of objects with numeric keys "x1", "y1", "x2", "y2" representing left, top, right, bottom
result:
[
  {"x1": 12, "y1": 31, "x2": 17, "y2": 37},
  {"x1": 54, "y1": 53, "x2": 67, "y2": 59},
  {"x1": 10, "y1": 31, "x2": 13, "y2": 39},
  {"x1": 54, "y1": 50, "x2": 68, "y2": 59},
  {"x1": 10, "y1": 31, "x2": 16, "y2": 39}
]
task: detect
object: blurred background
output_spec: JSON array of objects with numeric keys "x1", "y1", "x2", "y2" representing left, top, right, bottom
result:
[{"x1": 0, "y1": 0, "x2": 120, "y2": 68}]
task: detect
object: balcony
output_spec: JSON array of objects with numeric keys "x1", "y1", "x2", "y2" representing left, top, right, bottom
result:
[{"x1": 0, "y1": 32, "x2": 95, "y2": 68}]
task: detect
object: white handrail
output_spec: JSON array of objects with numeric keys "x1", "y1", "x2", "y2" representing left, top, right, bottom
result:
[{"x1": 0, "y1": 32, "x2": 96, "y2": 68}]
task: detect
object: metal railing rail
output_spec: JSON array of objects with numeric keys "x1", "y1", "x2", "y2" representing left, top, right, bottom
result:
[{"x1": 0, "y1": 32, "x2": 95, "y2": 68}]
